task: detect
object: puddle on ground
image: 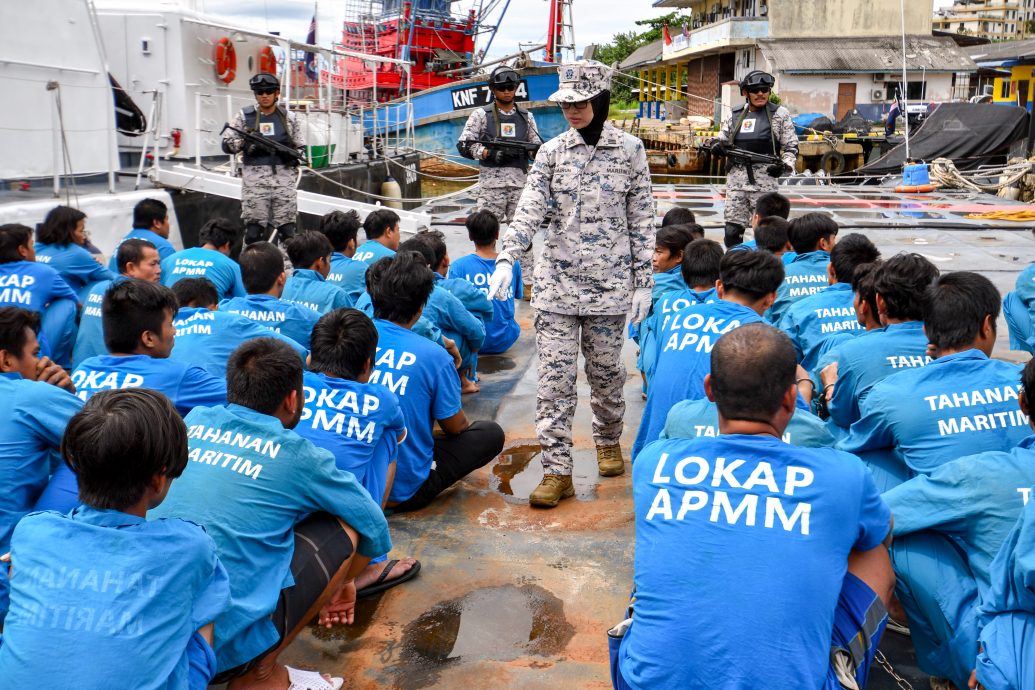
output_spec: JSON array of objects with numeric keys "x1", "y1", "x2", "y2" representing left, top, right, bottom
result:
[
  {"x1": 490, "y1": 444, "x2": 600, "y2": 504},
  {"x1": 307, "y1": 592, "x2": 382, "y2": 642},
  {"x1": 476, "y1": 355, "x2": 516, "y2": 375}
]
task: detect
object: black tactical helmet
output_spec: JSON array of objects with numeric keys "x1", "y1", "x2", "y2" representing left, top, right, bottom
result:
[
  {"x1": 740, "y1": 70, "x2": 775, "y2": 94},
  {"x1": 489, "y1": 66, "x2": 520, "y2": 89},
  {"x1": 249, "y1": 72, "x2": 280, "y2": 91}
]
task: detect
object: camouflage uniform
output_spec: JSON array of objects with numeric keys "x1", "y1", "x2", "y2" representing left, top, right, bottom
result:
[
  {"x1": 716, "y1": 103, "x2": 797, "y2": 227},
  {"x1": 458, "y1": 106, "x2": 542, "y2": 284},
  {"x1": 500, "y1": 120, "x2": 655, "y2": 475},
  {"x1": 223, "y1": 106, "x2": 305, "y2": 232}
]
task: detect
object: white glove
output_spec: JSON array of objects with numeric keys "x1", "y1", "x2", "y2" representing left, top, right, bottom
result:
[
  {"x1": 630, "y1": 287, "x2": 652, "y2": 325},
  {"x1": 487, "y1": 260, "x2": 514, "y2": 301}
]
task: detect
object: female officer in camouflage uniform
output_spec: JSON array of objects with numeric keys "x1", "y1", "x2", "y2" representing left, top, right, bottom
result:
[{"x1": 487, "y1": 60, "x2": 655, "y2": 508}]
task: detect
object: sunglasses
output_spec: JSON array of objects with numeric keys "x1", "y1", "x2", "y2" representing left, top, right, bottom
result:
[
  {"x1": 559, "y1": 100, "x2": 590, "y2": 111},
  {"x1": 747, "y1": 86, "x2": 771, "y2": 95},
  {"x1": 494, "y1": 84, "x2": 518, "y2": 91},
  {"x1": 254, "y1": 88, "x2": 277, "y2": 96}
]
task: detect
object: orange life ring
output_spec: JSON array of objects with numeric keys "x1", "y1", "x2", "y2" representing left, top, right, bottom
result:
[
  {"x1": 258, "y1": 45, "x2": 277, "y2": 75},
  {"x1": 214, "y1": 37, "x2": 237, "y2": 84}
]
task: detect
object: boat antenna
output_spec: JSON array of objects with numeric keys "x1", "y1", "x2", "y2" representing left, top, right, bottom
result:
[{"x1": 899, "y1": 0, "x2": 911, "y2": 162}]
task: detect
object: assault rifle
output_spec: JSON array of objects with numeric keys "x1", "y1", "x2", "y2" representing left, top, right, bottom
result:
[
  {"x1": 712, "y1": 144, "x2": 784, "y2": 185},
  {"x1": 222, "y1": 123, "x2": 307, "y2": 166},
  {"x1": 477, "y1": 137, "x2": 540, "y2": 162}
]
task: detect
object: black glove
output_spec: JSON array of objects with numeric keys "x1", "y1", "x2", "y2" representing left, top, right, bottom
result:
[
  {"x1": 244, "y1": 142, "x2": 264, "y2": 157},
  {"x1": 710, "y1": 140, "x2": 731, "y2": 156},
  {"x1": 490, "y1": 148, "x2": 517, "y2": 165},
  {"x1": 277, "y1": 149, "x2": 299, "y2": 165},
  {"x1": 766, "y1": 163, "x2": 785, "y2": 178},
  {"x1": 456, "y1": 140, "x2": 475, "y2": 159}
]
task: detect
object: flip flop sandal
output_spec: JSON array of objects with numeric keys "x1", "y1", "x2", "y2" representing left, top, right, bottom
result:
[
  {"x1": 356, "y1": 559, "x2": 422, "y2": 599},
  {"x1": 285, "y1": 666, "x2": 344, "y2": 690}
]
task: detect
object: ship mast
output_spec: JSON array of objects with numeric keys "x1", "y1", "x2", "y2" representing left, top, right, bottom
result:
[{"x1": 545, "y1": 0, "x2": 575, "y2": 63}]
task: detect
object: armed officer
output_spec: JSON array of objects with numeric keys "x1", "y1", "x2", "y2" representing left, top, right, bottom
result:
[
  {"x1": 221, "y1": 72, "x2": 305, "y2": 246},
  {"x1": 457, "y1": 66, "x2": 542, "y2": 297},
  {"x1": 711, "y1": 71, "x2": 797, "y2": 249}
]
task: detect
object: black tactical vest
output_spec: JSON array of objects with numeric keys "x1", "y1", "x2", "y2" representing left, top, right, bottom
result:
[
  {"x1": 481, "y1": 104, "x2": 531, "y2": 172},
  {"x1": 241, "y1": 105, "x2": 297, "y2": 167},
  {"x1": 730, "y1": 103, "x2": 779, "y2": 157}
]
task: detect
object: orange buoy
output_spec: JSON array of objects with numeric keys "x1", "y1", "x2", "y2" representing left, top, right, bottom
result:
[
  {"x1": 214, "y1": 37, "x2": 237, "y2": 84},
  {"x1": 894, "y1": 184, "x2": 938, "y2": 193},
  {"x1": 258, "y1": 45, "x2": 277, "y2": 75}
]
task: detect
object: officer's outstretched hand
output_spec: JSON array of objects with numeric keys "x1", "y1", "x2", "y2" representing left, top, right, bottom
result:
[
  {"x1": 487, "y1": 260, "x2": 514, "y2": 301},
  {"x1": 766, "y1": 163, "x2": 785, "y2": 178},
  {"x1": 630, "y1": 287, "x2": 652, "y2": 325}
]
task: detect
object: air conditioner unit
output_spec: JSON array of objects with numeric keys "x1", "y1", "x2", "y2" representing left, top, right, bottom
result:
[
  {"x1": 872, "y1": 73, "x2": 886, "y2": 83},
  {"x1": 871, "y1": 88, "x2": 885, "y2": 101}
]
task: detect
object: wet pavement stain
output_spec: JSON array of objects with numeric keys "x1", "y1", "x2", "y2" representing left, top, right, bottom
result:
[
  {"x1": 490, "y1": 444, "x2": 600, "y2": 504},
  {"x1": 476, "y1": 355, "x2": 517, "y2": 375},
  {"x1": 308, "y1": 594, "x2": 382, "y2": 643}
]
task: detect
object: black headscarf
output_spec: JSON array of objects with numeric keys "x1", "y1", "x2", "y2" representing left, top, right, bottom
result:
[{"x1": 576, "y1": 90, "x2": 611, "y2": 147}]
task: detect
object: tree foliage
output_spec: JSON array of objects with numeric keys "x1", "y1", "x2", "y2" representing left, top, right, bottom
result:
[{"x1": 595, "y1": 11, "x2": 690, "y2": 103}]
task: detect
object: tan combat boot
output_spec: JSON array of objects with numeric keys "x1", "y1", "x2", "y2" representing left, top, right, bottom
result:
[
  {"x1": 529, "y1": 474, "x2": 575, "y2": 508},
  {"x1": 596, "y1": 444, "x2": 625, "y2": 477}
]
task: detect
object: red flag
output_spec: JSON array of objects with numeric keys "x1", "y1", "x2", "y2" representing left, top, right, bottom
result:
[{"x1": 663, "y1": 24, "x2": 672, "y2": 45}]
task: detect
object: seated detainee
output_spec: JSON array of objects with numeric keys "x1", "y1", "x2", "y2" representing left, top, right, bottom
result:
[
  {"x1": 660, "y1": 206, "x2": 695, "y2": 227},
  {"x1": 726, "y1": 191, "x2": 793, "y2": 256},
  {"x1": 367, "y1": 252, "x2": 504, "y2": 512},
  {"x1": 107, "y1": 197, "x2": 176, "y2": 271},
  {"x1": 319, "y1": 210, "x2": 368, "y2": 304},
  {"x1": 822, "y1": 253, "x2": 939, "y2": 428},
  {"x1": 34, "y1": 205, "x2": 115, "y2": 293},
  {"x1": 778, "y1": 233, "x2": 881, "y2": 373},
  {"x1": 973, "y1": 494, "x2": 1035, "y2": 690},
  {"x1": 354, "y1": 208, "x2": 400, "y2": 265},
  {"x1": 660, "y1": 396, "x2": 836, "y2": 448},
  {"x1": 0, "y1": 307, "x2": 82, "y2": 621},
  {"x1": 879, "y1": 358, "x2": 1035, "y2": 690},
  {"x1": 150, "y1": 338, "x2": 392, "y2": 689},
  {"x1": 220, "y1": 241, "x2": 320, "y2": 349},
  {"x1": 161, "y1": 218, "x2": 246, "y2": 299},
  {"x1": 633, "y1": 249, "x2": 784, "y2": 458},
  {"x1": 839, "y1": 272, "x2": 1030, "y2": 479},
  {"x1": 767, "y1": 212, "x2": 839, "y2": 324},
  {"x1": 448, "y1": 209, "x2": 523, "y2": 355},
  {"x1": 0, "y1": 389, "x2": 230, "y2": 690},
  {"x1": 282, "y1": 232, "x2": 353, "y2": 314},
  {"x1": 753, "y1": 215, "x2": 794, "y2": 263},
  {"x1": 649, "y1": 225, "x2": 695, "y2": 301},
  {"x1": 0, "y1": 223, "x2": 79, "y2": 367},
  {"x1": 169, "y1": 278, "x2": 306, "y2": 379},
  {"x1": 72, "y1": 279, "x2": 226, "y2": 415},
  {"x1": 616, "y1": 323, "x2": 894, "y2": 690},
  {"x1": 73, "y1": 238, "x2": 163, "y2": 367},
  {"x1": 295, "y1": 308, "x2": 420, "y2": 598}
]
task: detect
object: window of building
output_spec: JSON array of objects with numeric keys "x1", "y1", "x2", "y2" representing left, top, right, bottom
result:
[{"x1": 1000, "y1": 80, "x2": 1012, "y2": 98}]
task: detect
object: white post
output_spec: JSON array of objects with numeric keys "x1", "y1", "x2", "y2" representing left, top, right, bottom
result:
[
  {"x1": 305, "y1": 103, "x2": 313, "y2": 166},
  {"x1": 226, "y1": 93, "x2": 236, "y2": 175},
  {"x1": 372, "y1": 66, "x2": 379, "y2": 158},
  {"x1": 899, "y1": 0, "x2": 911, "y2": 162},
  {"x1": 195, "y1": 91, "x2": 203, "y2": 167},
  {"x1": 50, "y1": 84, "x2": 61, "y2": 198},
  {"x1": 135, "y1": 91, "x2": 157, "y2": 190}
]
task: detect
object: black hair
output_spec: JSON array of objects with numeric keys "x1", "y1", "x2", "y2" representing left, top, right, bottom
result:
[
  {"x1": 875, "y1": 253, "x2": 940, "y2": 321},
  {"x1": 1023, "y1": 358, "x2": 1035, "y2": 408},
  {"x1": 227, "y1": 337, "x2": 303, "y2": 415},
  {"x1": 851, "y1": 261, "x2": 882, "y2": 320},
  {"x1": 63, "y1": 389, "x2": 188, "y2": 510},
  {"x1": 199, "y1": 218, "x2": 243, "y2": 251},
  {"x1": 417, "y1": 230, "x2": 448, "y2": 269},
  {"x1": 711, "y1": 323, "x2": 797, "y2": 422},
  {"x1": 788, "y1": 213, "x2": 838, "y2": 254},
  {"x1": 309, "y1": 308, "x2": 378, "y2": 380},
  {"x1": 239, "y1": 241, "x2": 284, "y2": 293},
  {"x1": 923, "y1": 272, "x2": 1000, "y2": 351},
  {"x1": 656, "y1": 225, "x2": 694, "y2": 256},
  {"x1": 466, "y1": 209, "x2": 500, "y2": 246},
  {"x1": 37, "y1": 205, "x2": 86, "y2": 246},
  {"x1": 0, "y1": 307, "x2": 41, "y2": 357},
  {"x1": 0, "y1": 224, "x2": 32, "y2": 263},
  {"x1": 363, "y1": 209, "x2": 400, "y2": 240},
  {"x1": 365, "y1": 255, "x2": 392, "y2": 293},
  {"x1": 171, "y1": 277, "x2": 219, "y2": 309},
  {"x1": 754, "y1": 192, "x2": 791, "y2": 220},
  {"x1": 132, "y1": 198, "x2": 168, "y2": 230},
  {"x1": 661, "y1": 207, "x2": 696, "y2": 227},
  {"x1": 719, "y1": 248, "x2": 784, "y2": 300},
  {"x1": 116, "y1": 238, "x2": 158, "y2": 274},
  {"x1": 680, "y1": 239, "x2": 724, "y2": 288},
  {"x1": 102, "y1": 279, "x2": 178, "y2": 354},
  {"x1": 285, "y1": 232, "x2": 333, "y2": 270},
  {"x1": 830, "y1": 233, "x2": 881, "y2": 284},
  {"x1": 319, "y1": 210, "x2": 361, "y2": 252},
  {"x1": 369, "y1": 253, "x2": 434, "y2": 323},
  {"x1": 398, "y1": 237, "x2": 435, "y2": 267},
  {"x1": 754, "y1": 216, "x2": 790, "y2": 253}
]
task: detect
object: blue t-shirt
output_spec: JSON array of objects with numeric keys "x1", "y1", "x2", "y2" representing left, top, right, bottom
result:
[
  {"x1": 169, "y1": 307, "x2": 306, "y2": 379},
  {"x1": 35, "y1": 242, "x2": 115, "y2": 294},
  {"x1": 71, "y1": 278, "x2": 118, "y2": 368},
  {"x1": 150, "y1": 403, "x2": 391, "y2": 672},
  {"x1": 827, "y1": 321, "x2": 931, "y2": 429},
  {"x1": 219, "y1": 293, "x2": 320, "y2": 349},
  {"x1": 0, "y1": 260, "x2": 78, "y2": 314},
  {"x1": 448, "y1": 254, "x2": 522, "y2": 355},
  {"x1": 326, "y1": 252, "x2": 369, "y2": 305},
  {"x1": 651, "y1": 266, "x2": 687, "y2": 302},
  {"x1": 634, "y1": 300, "x2": 763, "y2": 458},
  {"x1": 282, "y1": 268, "x2": 353, "y2": 314},
  {"x1": 72, "y1": 354, "x2": 227, "y2": 417},
  {"x1": 885, "y1": 435, "x2": 1035, "y2": 596},
  {"x1": 424, "y1": 280, "x2": 486, "y2": 355},
  {"x1": 767, "y1": 250, "x2": 830, "y2": 324},
  {"x1": 0, "y1": 506, "x2": 230, "y2": 690},
  {"x1": 353, "y1": 240, "x2": 395, "y2": 265},
  {"x1": 161, "y1": 247, "x2": 245, "y2": 300},
  {"x1": 1014, "y1": 263, "x2": 1035, "y2": 324},
  {"x1": 621, "y1": 434, "x2": 890, "y2": 689},
  {"x1": 370, "y1": 319, "x2": 462, "y2": 502},
  {"x1": 838, "y1": 349, "x2": 1029, "y2": 476},
  {"x1": 778, "y1": 282, "x2": 863, "y2": 372},
  {"x1": 355, "y1": 291, "x2": 445, "y2": 348},
  {"x1": 107, "y1": 229, "x2": 176, "y2": 272},
  {"x1": 637, "y1": 287, "x2": 719, "y2": 381},
  {"x1": 296, "y1": 371, "x2": 406, "y2": 502},
  {"x1": 661, "y1": 397, "x2": 836, "y2": 448}
]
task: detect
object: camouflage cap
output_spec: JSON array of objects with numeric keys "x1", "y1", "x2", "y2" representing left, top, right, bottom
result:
[{"x1": 548, "y1": 60, "x2": 612, "y2": 103}]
